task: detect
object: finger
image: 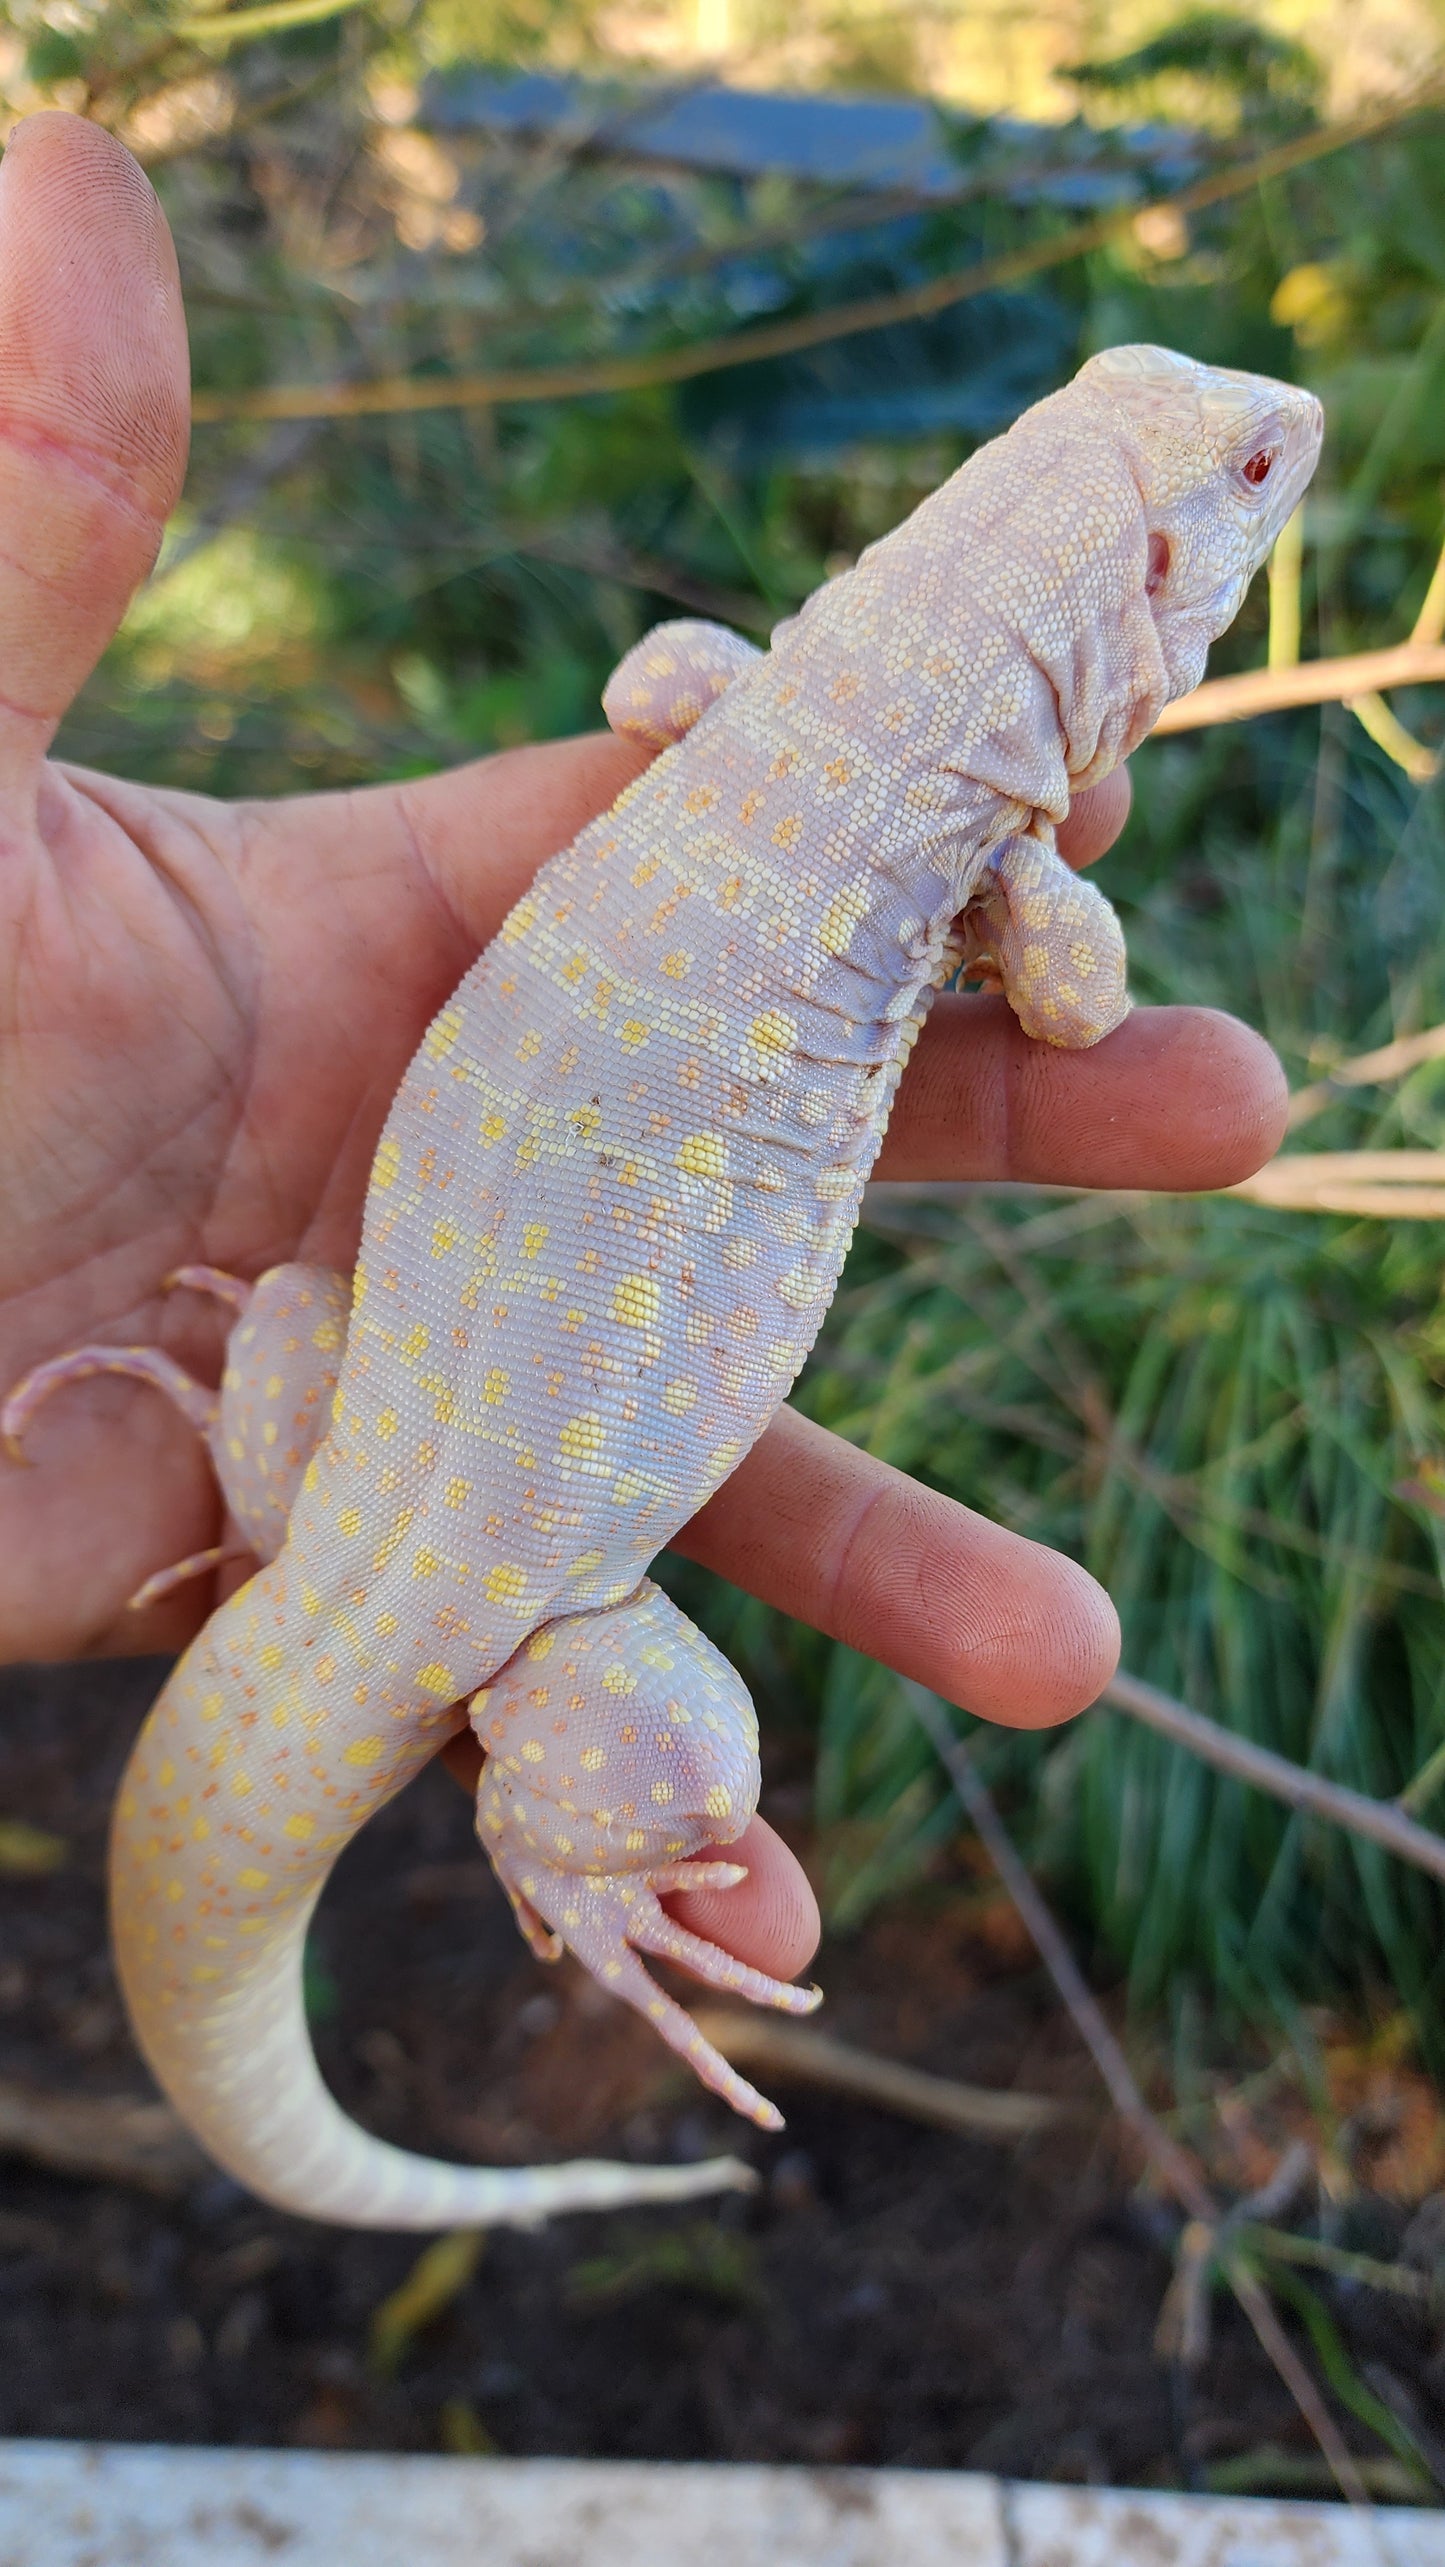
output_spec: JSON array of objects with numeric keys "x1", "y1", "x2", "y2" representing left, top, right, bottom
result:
[
  {"x1": 674, "y1": 1405, "x2": 1119, "y2": 1730},
  {"x1": 342, "y1": 730, "x2": 654, "y2": 954},
  {"x1": 0, "y1": 113, "x2": 187, "y2": 791},
  {"x1": 1057, "y1": 764, "x2": 1131, "y2": 870},
  {"x1": 381, "y1": 740, "x2": 1122, "y2": 950},
  {"x1": 661, "y1": 1815, "x2": 822, "y2": 1982},
  {"x1": 876, "y1": 995, "x2": 1288, "y2": 1192}
]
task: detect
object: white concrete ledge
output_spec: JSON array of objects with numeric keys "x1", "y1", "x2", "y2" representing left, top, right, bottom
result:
[{"x1": 0, "y1": 2444, "x2": 1442, "y2": 2567}]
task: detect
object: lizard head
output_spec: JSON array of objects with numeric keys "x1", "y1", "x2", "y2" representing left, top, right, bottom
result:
[{"x1": 1074, "y1": 343, "x2": 1323, "y2": 698}]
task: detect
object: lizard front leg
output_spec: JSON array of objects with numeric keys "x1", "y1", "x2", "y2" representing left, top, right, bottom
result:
[
  {"x1": 602, "y1": 619, "x2": 763, "y2": 747},
  {"x1": 3, "y1": 1263, "x2": 350, "y2": 1604},
  {"x1": 961, "y1": 828, "x2": 1130, "y2": 1049},
  {"x1": 472, "y1": 1580, "x2": 820, "y2": 2131}
]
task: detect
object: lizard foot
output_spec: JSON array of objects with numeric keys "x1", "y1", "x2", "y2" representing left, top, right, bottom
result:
[
  {"x1": 487, "y1": 1846, "x2": 815, "y2": 2130},
  {"x1": 602, "y1": 619, "x2": 763, "y2": 747},
  {"x1": 2, "y1": 1264, "x2": 258, "y2": 1468},
  {"x1": 471, "y1": 1579, "x2": 820, "y2": 2130},
  {"x1": 961, "y1": 828, "x2": 1129, "y2": 1048},
  {"x1": 2, "y1": 1342, "x2": 220, "y2": 1467},
  {"x1": 1, "y1": 1269, "x2": 257, "y2": 1607},
  {"x1": 126, "y1": 1544, "x2": 243, "y2": 1613},
  {"x1": 2, "y1": 1263, "x2": 349, "y2": 1601}
]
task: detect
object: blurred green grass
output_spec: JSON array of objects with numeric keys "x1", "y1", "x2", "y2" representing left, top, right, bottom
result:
[{"x1": 17, "y1": 3, "x2": 1445, "y2": 2056}]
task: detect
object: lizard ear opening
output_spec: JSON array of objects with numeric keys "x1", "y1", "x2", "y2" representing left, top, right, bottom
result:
[{"x1": 1145, "y1": 531, "x2": 1171, "y2": 597}]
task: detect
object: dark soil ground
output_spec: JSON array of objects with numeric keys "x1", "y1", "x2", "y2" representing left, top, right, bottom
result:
[{"x1": 2, "y1": 1653, "x2": 1443, "y2": 2503}]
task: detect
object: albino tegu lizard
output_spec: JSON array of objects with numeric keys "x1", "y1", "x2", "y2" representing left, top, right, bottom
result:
[{"x1": 7, "y1": 345, "x2": 1321, "y2": 2227}]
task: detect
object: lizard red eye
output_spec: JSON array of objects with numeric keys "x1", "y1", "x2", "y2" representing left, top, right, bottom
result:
[{"x1": 1242, "y1": 446, "x2": 1278, "y2": 487}]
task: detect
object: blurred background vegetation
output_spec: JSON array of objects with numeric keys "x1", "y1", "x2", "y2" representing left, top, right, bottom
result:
[{"x1": 7, "y1": 0, "x2": 1445, "y2": 2078}]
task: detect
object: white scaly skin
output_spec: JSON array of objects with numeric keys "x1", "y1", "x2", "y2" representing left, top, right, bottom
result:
[{"x1": 7, "y1": 347, "x2": 1321, "y2": 2227}]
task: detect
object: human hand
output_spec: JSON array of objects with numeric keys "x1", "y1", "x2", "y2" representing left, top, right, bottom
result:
[{"x1": 0, "y1": 114, "x2": 1287, "y2": 1987}]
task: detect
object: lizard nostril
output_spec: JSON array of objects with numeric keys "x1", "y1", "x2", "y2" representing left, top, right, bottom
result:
[{"x1": 1145, "y1": 531, "x2": 1171, "y2": 597}]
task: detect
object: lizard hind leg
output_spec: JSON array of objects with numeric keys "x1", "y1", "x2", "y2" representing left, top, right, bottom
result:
[
  {"x1": 472, "y1": 1581, "x2": 820, "y2": 2133},
  {"x1": 601, "y1": 619, "x2": 763, "y2": 748},
  {"x1": 2, "y1": 1262, "x2": 350, "y2": 1606},
  {"x1": 215, "y1": 1264, "x2": 351, "y2": 1561}
]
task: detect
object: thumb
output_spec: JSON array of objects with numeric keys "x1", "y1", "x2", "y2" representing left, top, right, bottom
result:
[{"x1": 0, "y1": 112, "x2": 188, "y2": 794}]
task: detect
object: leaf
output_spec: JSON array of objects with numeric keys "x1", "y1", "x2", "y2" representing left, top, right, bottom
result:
[
  {"x1": 438, "y1": 2395, "x2": 501, "y2": 2455},
  {"x1": 368, "y1": 2228, "x2": 485, "y2": 2377},
  {"x1": 0, "y1": 1819, "x2": 67, "y2": 1877},
  {"x1": 175, "y1": 0, "x2": 368, "y2": 46}
]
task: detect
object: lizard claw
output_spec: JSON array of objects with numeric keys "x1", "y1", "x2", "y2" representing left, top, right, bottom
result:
[
  {"x1": 126, "y1": 1542, "x2": 256, "y2": 1613},
  {"x1": 162, "y1": 1265, "x2": 254, "y2": 1315},
  {"x1": 2, "y1": 1345, "x2": 220, "y2": 1463},
  {"x1": 482, "y1": 1840, "x2": 818, "y2": 2131},
  {"x1": 468, "y1": 1582, "x2": 811, "y2": 2128},
  {"x1": 1, "y1": 1265, "x2": 258, "y2": 1465}
]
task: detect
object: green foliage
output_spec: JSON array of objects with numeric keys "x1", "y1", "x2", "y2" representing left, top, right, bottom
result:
[
  {"x1": 20, "y1": 7, "x2": 1445, "y2": 2044},
  {"x1": 565, "y1": 2220, "x2": 764, "y2": 2312},
  {"x1": 1066, "y1": 11, "x2": 1324, "y2": 133},
  {"x1": 793, "y1": 730, "x2": 1445, "y2": 2051}
]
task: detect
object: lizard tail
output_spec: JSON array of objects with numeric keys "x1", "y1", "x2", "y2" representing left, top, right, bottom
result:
[
  {"x1": 108, "y1": 1578, "x2": 755, "y2": 2229},
  {"x1": 114, "y1": 1893, "x2": 751, "y2": 2228}
]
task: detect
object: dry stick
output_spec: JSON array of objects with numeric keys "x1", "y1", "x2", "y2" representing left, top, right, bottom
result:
[
  {"x1": 907, "y1": 1683, "x2": 1372, "y2": 2509},
  {"x1": 688, "y1": 2010, "x2": 1068, "y2": 2138},
  {"x1": 1288, "y1": 1024, "x2": 1445, "y2": 1130},
  {"x1": 0, "y1": 2079, "x2": 206, "y2": 2197},
  {"x1": 1101, "y1": 1671, "x2": 1445, "y2": 1883},
  {"x1": 188, "y1": 87, "x2": 1441, "y2": 425},
  {"x1": 1411, "y1": 525, "x2": 1445, "y2": 650},
  {"x1": 1343, "y1": 692, "x2": 1437, "y2": 784},
  {"x1": 1154, "y1": 638, "x2": 1445, "y2": 733},
  {"x1": 1161, "y1": 2143, "x2": 1314, "y2": 2371},
  {"x1": 1267, "y1": 503, "x2": 1305, "y2": 670},
  {"x1": 1339, "y1": 514, "x2": 1445, "y2": 779},
  {"x1": 1226, "y1": 1150, "x2": 1445, "y2": 1217}
]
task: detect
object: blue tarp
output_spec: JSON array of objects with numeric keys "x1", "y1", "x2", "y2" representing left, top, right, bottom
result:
[
  {"x1": 421, "y1": 73, "x2": 1201, "y2": 457},
  {"x1": 424, "y1": 70, "x2": 1199, "y2": 209}
]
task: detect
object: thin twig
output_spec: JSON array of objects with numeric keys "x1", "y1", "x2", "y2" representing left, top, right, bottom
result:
[
  {"x1": 0, "y1": 2079, "x2": 206, "y2": 2197},
  {"x1": 1155, "y1": 638, "x2": 1445, "y2": 733},
  {"x1": 1227, "y1": 2260, "x2": 1370, "y2": 2505},
  {"x1": 176, "y1": 0, "x2": 366, "y2": 42},
  {"x1": 1287, "y1": 1024, "x2": 1445, "y2": 1129},
  {"x1": 1411, "y1": 525, "x2": 1445, "y2": 646},
  {"x1": 1226, "y1": 1148, "x2": 1445, "y2": 1215},
  {"x1": 908, "y1": 1683, "x2": 1372, "y2": 2508},
  {"x1": 189, "y1": 86, "x2": 1442, "y2": 425},
  {"x1": 1160, "y1": 2143, "x2": 1313, "y2": 2367},
  {"x1": 1103, "y1": 1669, "x2": 1445, "y2": 1884},
  {"x1": 908, "y1": 1685, "x2": 1212, "y2": 2207},
  {"x1": 1240, "y1": 1182, "x2": 1445, "y2": 1218},
  {"x1": 1267, "y1": 506, "x2": 1304, "y2": 671},
  {"x1": 1344, "y1": 689, "x2": 1437, "y2": 782},
  {"x1": 689, "y1": 2009, "x2": 1069, "y2": 2138},
  {"x1": 868, "y1": 1154, "x2": 1445, "y2": 1221},
  {"x1": 1242, "y1": 2224, "x2": 1434, "y2": 2302}
]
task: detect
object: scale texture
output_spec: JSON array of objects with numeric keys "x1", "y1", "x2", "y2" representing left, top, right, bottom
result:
[{"x1": 12, "y1": 345, "x2": 1321, "y2": 2225}]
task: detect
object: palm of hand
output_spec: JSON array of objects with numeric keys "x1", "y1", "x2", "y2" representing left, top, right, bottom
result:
[{"x1": 4, "y1": 711, "x2": 656, "y2": 1658}]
